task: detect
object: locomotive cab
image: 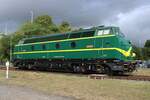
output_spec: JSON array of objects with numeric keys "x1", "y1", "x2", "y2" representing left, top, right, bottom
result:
[{"x1": 94, "y1": 27, "x2": 136, "y2": 74}]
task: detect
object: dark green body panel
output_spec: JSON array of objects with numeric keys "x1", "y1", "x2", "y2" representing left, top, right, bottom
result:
[{"x1": 13, "y1": 37, "x2": 131, "y2": 60}]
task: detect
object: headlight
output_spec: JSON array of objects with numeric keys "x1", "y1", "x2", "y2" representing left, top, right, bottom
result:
[{"x1": 132, "y1": 53, "x2": 136, "y2": 57}]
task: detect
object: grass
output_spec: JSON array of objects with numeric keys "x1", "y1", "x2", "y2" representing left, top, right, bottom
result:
[{"x1": 0, "y1": 69, "x2": 150, "y2": 100}]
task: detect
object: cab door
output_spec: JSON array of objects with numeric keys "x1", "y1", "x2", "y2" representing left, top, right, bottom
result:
[
  {"x1": 95, "y1": 29, "x2": 111, "y2": 58},
  {"x1": 95, "y1": 29, "x2": 104, "y2": 58}
]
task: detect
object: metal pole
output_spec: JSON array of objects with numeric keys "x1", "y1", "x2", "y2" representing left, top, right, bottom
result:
[
  {"x1": 10, "y1": 35, "x2": 12, "y2": 64},
  {"x1": 7, "y1": 35, "x2": 12, "y2": 79},
  {"x1": 5, "y1": 23, "x2": 9, "y2": 79},
  {"x1": 6, "y1": 61, "x2": 9, "y2": 79},
  {"x1": 139, "y1": 40, "x2": 143, "y2": 60},
  {"x1": 5, "y1": 23, "x2": 7, "y2": 35},
  {"x1": 30, "y1": 11, "x2": 34, "y2": 23}
]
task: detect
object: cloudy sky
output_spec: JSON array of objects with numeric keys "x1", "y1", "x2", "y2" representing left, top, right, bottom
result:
[{"x1": 0, "y1": 0, "x2": 150, "y2": 46}]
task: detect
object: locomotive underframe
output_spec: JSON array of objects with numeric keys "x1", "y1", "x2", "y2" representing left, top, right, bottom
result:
[{"x1": 12, "y1": 58, "x2": 136, "y2": 75}]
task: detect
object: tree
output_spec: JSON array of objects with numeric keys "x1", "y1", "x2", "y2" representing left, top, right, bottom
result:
[
  {"x1": 145, "y1": 40, "x2": 150, "y2": 48},
  {"x1": 11, "y1": 32, "x2": 25, "y2": 45},
  {"x1": 20, "y1": 16, "x2": 72, "y2": 36},
  {"x1": 0, "y1": 35, "x2": 10, "y2": 60},
  {"x1": 48, "y1": 25, "x2": 59, "y2": 33},
  {"x1": 59, "y1": 21, "x2": 71, "y2": 33},
  {"x1": 142, "y1": 47, "x2": 150, "y2": 60},
  {"x1": 143, "y1": 40, "x2": 150, "y2": 60},
  {"x1": 72, "y1": 28, "x2": 84, "y2": 32},
  {"x1": 34, "y1": 15, "x2": 53, "y2": 27},
  {"x1": 20, "y1": 22, "x2": 42, "y2": 36},
  {"x1": 20, "y1": 22, "x2": 55, "y2": 36},
  {"x1": 132, "y1": 45, "x2": 143, "y2": 60},
  {"x1": 20, "y1": 15, "x2": 62, "y2": 36},
  {"x1": 0, "y1": 32, "x2": 25, "y2": 61}
]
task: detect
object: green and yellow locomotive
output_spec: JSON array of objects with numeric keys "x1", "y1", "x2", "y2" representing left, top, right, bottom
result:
[{"x1": 12, "y1": 26, "x2": 136, "y2": 75}]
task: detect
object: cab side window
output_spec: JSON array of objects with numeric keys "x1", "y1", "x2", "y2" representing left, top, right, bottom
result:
[
  {"x1": 71, "y1": 42, "x2": 76, "y2": 48},
  {"x1": 56, "y1": 43, "x2": 60, "y2": 49},
  {"x1": 42, "y1": 44, "x2": 46, "y2": 50},
  {"x1": 31, "y1": 45, "x2": 34, "y2": 51}
]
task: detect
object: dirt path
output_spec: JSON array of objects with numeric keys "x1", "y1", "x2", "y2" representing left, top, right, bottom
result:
[{"x1": 0, "y1": 85, "x2": 76, "y2": 100}]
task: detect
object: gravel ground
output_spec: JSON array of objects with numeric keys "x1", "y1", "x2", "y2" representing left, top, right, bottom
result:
[{"x1": 0, "y1": 85, "x2": 76, "y2": 100}]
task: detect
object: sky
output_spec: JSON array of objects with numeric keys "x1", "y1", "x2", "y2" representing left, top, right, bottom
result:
[{"x1": 0, "y1": 0, "x2": 150, "y2": 46}]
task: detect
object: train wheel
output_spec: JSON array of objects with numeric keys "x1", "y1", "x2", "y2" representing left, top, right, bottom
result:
[
  {"x1": 96, "y1": 65, "x2": 105, "y2": 74},
  {"x1": 73, "y1": 65, "x2": 81, "y2": 73},
  {"x1": 81, "y1": 66, "x2": 86, "y2": 73},
  {"x1": 27, "y1": 64, "x2": 33, "y2": 70},
  {"x1": 73, "y1": 66, "x2": 77, "y2": 73},
  {"x1": 104, "y1": 67, "x2": 113, "y2": 76}
]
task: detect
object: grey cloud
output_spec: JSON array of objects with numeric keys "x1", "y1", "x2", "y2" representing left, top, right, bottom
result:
[
  {"x1": 0, "y1": 0, "x2": 149, "y2": 45},
  {"x1": 114, "y1": 5, "x2": 150, "y2": 46}
]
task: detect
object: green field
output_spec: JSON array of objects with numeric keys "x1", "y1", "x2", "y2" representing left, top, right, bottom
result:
[{"x1": 0, "y1": 69, "x2": 150, "y2": 100}]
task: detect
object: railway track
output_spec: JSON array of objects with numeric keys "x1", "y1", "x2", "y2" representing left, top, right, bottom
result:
[
  {"x1": 89, "y1": 74, "x2": 150, "y2": 81},
  {"x1": 0, "y1": 66, "x2": 150, "y2": 81},
  {"x1": 0, "y1": 66, "x2": 17, "y2": 71}
]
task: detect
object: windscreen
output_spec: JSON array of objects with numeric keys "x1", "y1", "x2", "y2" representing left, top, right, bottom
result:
[{"x1": 113, "y1": 27, "x2": 125, "y2": 37}]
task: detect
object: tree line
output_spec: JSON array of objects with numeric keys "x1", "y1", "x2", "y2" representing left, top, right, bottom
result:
[{"x1": 133, "y1": 40, "x2": 150, "y2": 60}]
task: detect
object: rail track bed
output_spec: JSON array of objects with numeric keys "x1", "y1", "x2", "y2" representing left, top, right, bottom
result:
[
  {"x1": 89, "y1": 74, "x2": 150, "y2": 81},
  {"x1": 0, "y1": 66, "x2": 17, "y2": 71},
  {"x1": 1, "y1": 66, "x2": 150, "y2": 81}
]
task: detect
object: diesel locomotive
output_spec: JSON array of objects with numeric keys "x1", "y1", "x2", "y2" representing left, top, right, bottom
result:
[{"x1": 12, "y1": 26, "x2": 136, "y2": 75}]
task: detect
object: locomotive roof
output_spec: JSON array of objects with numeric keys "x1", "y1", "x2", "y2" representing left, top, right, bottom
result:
[
  {"x1": 20, "y1": 26, "x2": 118, "y2": 44},
  {"x1": 25, "y1": 28, "x2": 95, "y2": 40},
  {"x1": 24, "y1": 26, "x2": 115, "y2": 40}
]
